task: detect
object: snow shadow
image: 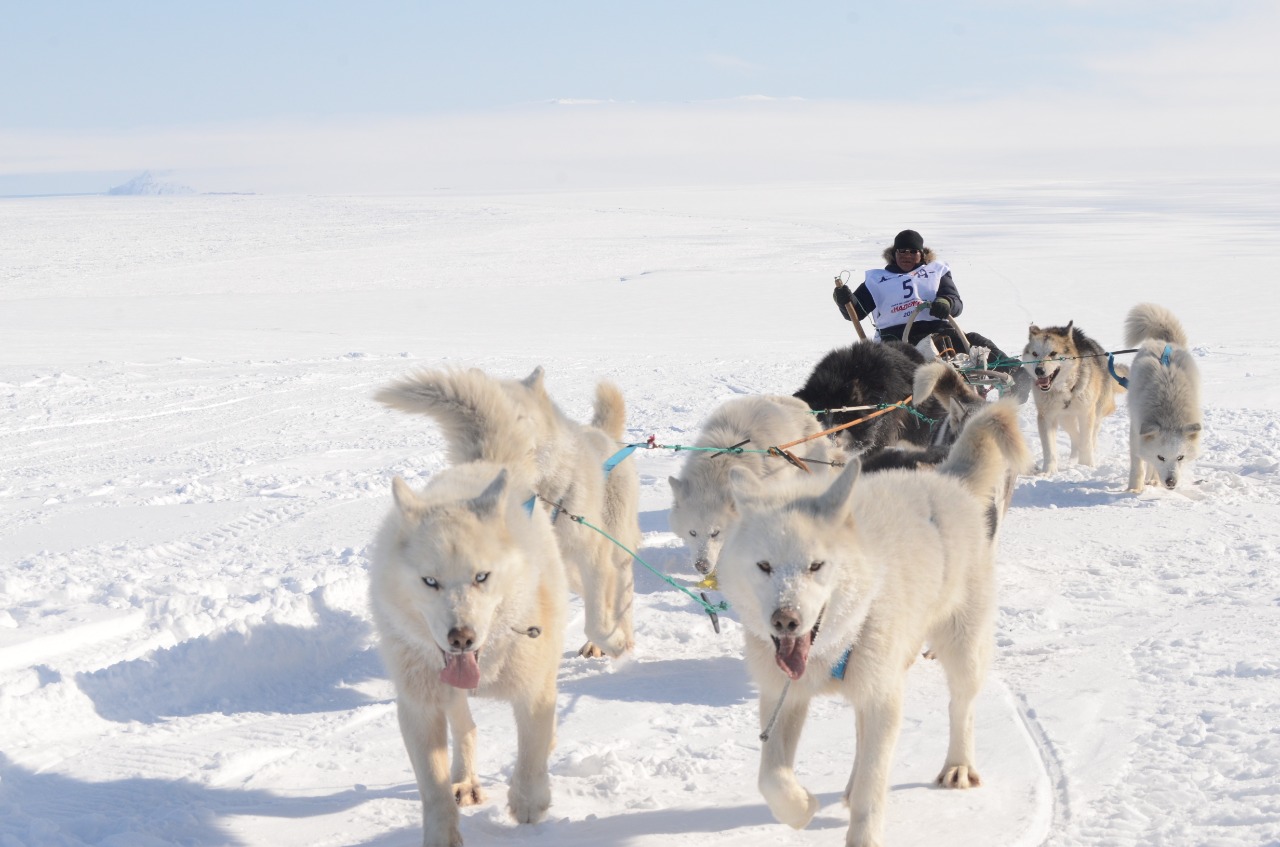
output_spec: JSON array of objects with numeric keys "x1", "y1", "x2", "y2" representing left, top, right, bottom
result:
[
  {"x1": 1013, "y1": 476, "x2": 1132, "y2": 509},
  {"x1": 559, "y1": 656, "x2": 751, "y2": 707},
  {"x1": 0, "y1": 753, "x2": 416, "y2": 847},
  {"x1": 450, "y1": 796, "x2": 849, "y2": 847},
  {"x1": 633, "y1": 544, "x2": 696, "y2": 594},
  {"x1": 75, "y1": 599, "x2": 382, "y2": 724},
  {"x1": 639, "y1": 507, "x2": 669, "y2": 533}
]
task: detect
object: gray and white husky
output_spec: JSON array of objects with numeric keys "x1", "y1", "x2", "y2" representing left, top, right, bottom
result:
[
  {"x1": 370, "y1": 369, "x2": 568, "y2": 847},
  {"x1": 1123, "y1": 303, "x2": 1202, "y2": 492},
  {"x1": 668, "y1": 395, "x2": 838, "y2": 577},
  {"x1": 377, "y1": 367, "x2": 639, "y2": 658},
  {"x1": 716, "y1": 400, "x2": 1030, "y2": 847}
]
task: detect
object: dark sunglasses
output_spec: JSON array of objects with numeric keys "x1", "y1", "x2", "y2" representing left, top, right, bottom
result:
[{"x1": 895, "y1": 248, "x2": 921, "y2": 255}]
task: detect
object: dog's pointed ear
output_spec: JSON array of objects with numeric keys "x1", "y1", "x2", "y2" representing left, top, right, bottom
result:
[
  {"x1": 391, "y1": 476, "x2": 420, "y2": 514},
  {"x1": 1065, "y1": 320, "x2": 1074, "y2": 333},
  {"x1": 469, "y1": 469, "x2": 509, "y2": 517},
  {"x1": 1028, "y1": 324, "x2": 1040, "y2": 335},
  {"x1": 948, "y1": 396, "x2": 968, "y2": 425},
  {"x1": 1140, "y1": 422, "x2": 1161, "y2": 440},
  {"x1": 725, "y1": 465, "x2": 764, "y2": 510},
  {"x1": 912, "y1": 362, "x2": 946, "y2": 404},
  {"x1": 812, "y1": 458, "x2": 861, "y2": 519},
  {"x1": 1185, "y1": 422, "x2": 1203, "y2": 438},
  {"x1": 668, "y1": 475, "x2": 684, "y2": 502},
  {"x1": 521, "y1": 366, "x2": 547, "y2": 395}
]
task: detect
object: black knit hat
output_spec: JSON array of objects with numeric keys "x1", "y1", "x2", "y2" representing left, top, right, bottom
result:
[{"x1": 893, "y1": 229, "x2": 924, "y2": 251}]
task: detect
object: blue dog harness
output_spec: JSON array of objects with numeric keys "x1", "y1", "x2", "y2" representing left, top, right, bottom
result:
[
  {"x1": 1109, "y1": 344, "x2": 1173, "y2": 389},
  {"x1": 603, "y1": 444, "x2": 638, "y2": 476},
  {"x1": 831, "y1": 646, "x2": 853, "y2": 680},
  {"x1": 1108, "y1": 353, "x2": 1129, "y2": 388},
  {"x1": 522, "y1": 444, "x2": 640, "y2": 517}
]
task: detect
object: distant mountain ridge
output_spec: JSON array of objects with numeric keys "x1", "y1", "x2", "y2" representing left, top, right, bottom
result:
[{"x1": 107, "y1": 171, "x2": 195, "y2": 196}]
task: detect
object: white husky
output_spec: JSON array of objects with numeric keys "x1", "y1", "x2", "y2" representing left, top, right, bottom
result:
[
  {"x1": 370, "y1": 369, "x2": 568, "y2": 847},
  {"x1": 378, "y1": 367, "x2": 639, "y2": 658},
  {"x1": 668, "y1": 395, "x2": 837, "y2": 577},
  {"x1": 1123, "y1": 303, "x2": 1203, "y2": 492},
  {"x1": 716, "y1": 400, "x2": 1029, "y2": 847}
]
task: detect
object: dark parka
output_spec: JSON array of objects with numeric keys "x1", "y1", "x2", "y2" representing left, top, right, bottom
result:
[{"x1": 833, "y1": 246, "x2": 963, "y2": 345}]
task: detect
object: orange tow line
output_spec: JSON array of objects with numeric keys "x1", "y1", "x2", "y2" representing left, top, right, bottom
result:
[{"x1": 766, "y1": 395, "x2": 913, "y2": 473}]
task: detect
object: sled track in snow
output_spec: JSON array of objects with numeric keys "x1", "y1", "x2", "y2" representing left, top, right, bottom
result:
[{"x1": 1013, "y1": 689, "x2": 1073, "y2": 844}]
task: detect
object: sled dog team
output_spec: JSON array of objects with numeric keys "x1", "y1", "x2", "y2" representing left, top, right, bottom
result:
[
  {"x1": 1023, "y1": 302, "x2": 1202, "y2": 493},
  {"x1": 369, "y1": 301, "x2": 1201, "y2": 847}
]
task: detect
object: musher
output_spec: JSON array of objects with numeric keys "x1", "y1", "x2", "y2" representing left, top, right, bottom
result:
[{"x1": 832, "y1": 228, "x2": 1030, "y2": 400}]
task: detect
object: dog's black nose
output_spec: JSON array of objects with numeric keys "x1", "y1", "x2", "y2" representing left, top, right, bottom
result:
[
  {"x1": 694, "y1": 558, "x2": 712, "y2": 575},
  {"x1": 771, "y1": 608, "x2": 802, "y2": 635},
  {"x1": 448, "y1": 626, "x2": 476, "y2": 651}
]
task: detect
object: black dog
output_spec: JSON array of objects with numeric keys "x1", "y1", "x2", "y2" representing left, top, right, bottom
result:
[
  {"x1": 793, "y1": 340, "x2": 939, "y2": 455},
  {"x1": 859, "y1": 444, "x2": 951, "y2": 473}
]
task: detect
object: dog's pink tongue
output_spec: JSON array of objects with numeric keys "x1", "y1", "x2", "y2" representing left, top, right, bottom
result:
[
  {"x1": 440, "y1": 652, "x2": 480, "y2": 689},
  {"x1": 774, "y1": 635, "x2": 811, "y2": 680}
]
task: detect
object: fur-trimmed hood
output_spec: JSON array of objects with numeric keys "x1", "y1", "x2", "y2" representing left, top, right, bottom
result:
[{"x1": 882, "y1": 246, "x2": 937, "y2": 266}]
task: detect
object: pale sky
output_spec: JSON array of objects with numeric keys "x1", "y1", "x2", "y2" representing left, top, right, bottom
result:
[{"x1": 3, "y1": 1, "x2": 1277, "y2": 194}]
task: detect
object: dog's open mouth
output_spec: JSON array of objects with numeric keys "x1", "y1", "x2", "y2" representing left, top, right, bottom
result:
[
  {"x1": 771, "y1": 629, "x2": 815, "y2": 680},
  {"x1": 440, "y1": 650, "x2": 481, "y2": 689},
  {"x1": 1035, "y1": 370, "x2": 1058, "y2": 391}
]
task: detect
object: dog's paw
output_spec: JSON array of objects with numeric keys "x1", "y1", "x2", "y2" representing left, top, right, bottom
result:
[
  {"x1": 936, "y1": 763, "x2": 981, "y2": 788},
  {"x1": 577, "y1": 641, "x2": 605, "y2": 659},
  {"x1": 762, "y1": 777, "x2": 819, "y2": 829},
  {"x1": 580, "y1": 630, "x2": 633, "y2": 659},
  {"x1": 452, "y1": 779, "x2": 485, "y2": 807},
  {"x1": 507, "y1": 773, "x2": 552, "y2": 824}
]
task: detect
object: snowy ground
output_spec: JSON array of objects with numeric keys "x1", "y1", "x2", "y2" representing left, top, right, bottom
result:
[{"x1": 2, "y1": 182, "x2": 1279, "y2": 846}]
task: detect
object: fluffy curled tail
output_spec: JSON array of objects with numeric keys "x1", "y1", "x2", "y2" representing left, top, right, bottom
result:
[
  {"x1": 374, "y1": 368, "x2": 536, "y2": 468},
  {"x1": 591, "y1": 381, "x2": 627, "y2": 440},
  {"x1": 939, "y1": 399, "x2": 1031, "y2": 520},
  {"x1": 1124, "y1": 302, "x2": 1189, "y2": 348},
  {"x1": 913, "y1": 362, "x2": 974, "y2": 407}
]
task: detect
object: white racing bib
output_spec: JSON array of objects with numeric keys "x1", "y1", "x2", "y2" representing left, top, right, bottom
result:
[{"x1": 863, "y1": 261, "x2": 949, "y2": 330}]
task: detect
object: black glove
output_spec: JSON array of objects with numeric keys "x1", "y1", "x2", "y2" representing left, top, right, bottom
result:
[
  {"x1": 833, "y1": 285, "x2": 858, "y2": 322},
  {"x1": 929, "y1": 298, "x2": 952, "y2": 319}
]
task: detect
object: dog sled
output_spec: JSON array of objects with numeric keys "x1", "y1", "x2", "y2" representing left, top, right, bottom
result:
[{"x1": 841, "y1": 292, "x2": 1020, "y2": 401}]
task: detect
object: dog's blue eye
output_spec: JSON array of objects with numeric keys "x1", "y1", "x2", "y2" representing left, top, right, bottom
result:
[
  {"x1": 757, "y1": 561, "x2": 772, "y2": 575},
  {"x1": 422, "y1": 576, "x2": 439, "y2": 590},
  {"x1": 809, "y1": 561, "x2": 825, "y2": 573},
  {"x1": 475, "y1": 572, "x2": 489, "y2": 584}
]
